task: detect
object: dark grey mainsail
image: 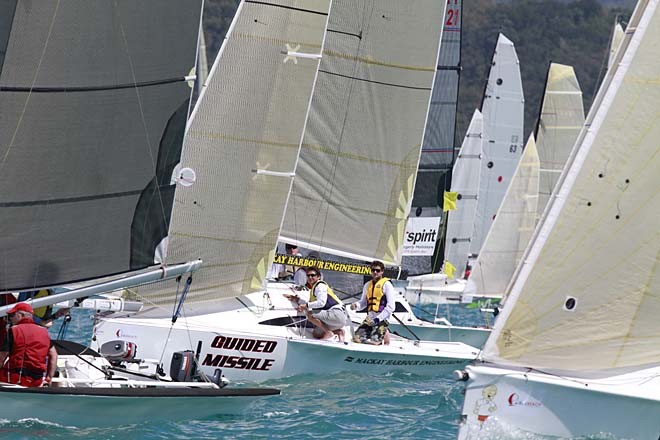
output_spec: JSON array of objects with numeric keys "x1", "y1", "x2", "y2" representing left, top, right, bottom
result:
[
  {"x1": 407, "y1": 0, "x2": 462, "y2": 274},
  {"x1": 0, "y1": 1, "x2": 202, "y2": 291}
]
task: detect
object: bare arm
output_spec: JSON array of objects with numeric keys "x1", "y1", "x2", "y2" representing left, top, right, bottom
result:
[
  {"x1": 46, "y1": 346, "x2": 58, "y2": 383},
  {"x1": 0, "y1": 351, "x2": 7, "y2": 368}
]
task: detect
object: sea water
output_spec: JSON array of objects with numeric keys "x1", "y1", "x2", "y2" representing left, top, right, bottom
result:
[{"x1": 0, "y1": 305, "x2": 614, "y2": 439}]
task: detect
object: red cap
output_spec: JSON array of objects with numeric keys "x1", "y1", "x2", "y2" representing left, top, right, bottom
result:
[{"x1": 8, "y1": 302, "x2": 33, "y2": 315}]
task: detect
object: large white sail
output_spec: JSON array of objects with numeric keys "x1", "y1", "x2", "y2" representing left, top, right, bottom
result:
[
  {"x1": 483, "y1": 0, "x2": 660, "y2": 374},
  {"x1": 470, "y1": 33, "x2": 524, "y2": 257},
  {"x1": 464, "y1": 134, "x2": 539, "y2": 299},
  {"x1": 535, "y1": 63, "x2": 584, "y2": 219},
  {"x1": 133, "y1": 1, "x2": 332, "y2": 315},
  {"x1": 442, "y1": 109, "x2": 483, "y2": 278},
  {"x1": 0, "y1": 0, "x2": 202, "y2": 291},
  {"x1": 280, "y1": 0, "x2": 447, "y2": 265}
]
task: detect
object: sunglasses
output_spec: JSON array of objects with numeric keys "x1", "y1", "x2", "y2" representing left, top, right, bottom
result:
[
  {"x1": 371, "y1": 268, "x2": 382, "y2": 273},
  {"x1": 307, "y1": 273, "x2": 319, "y2": 277}
]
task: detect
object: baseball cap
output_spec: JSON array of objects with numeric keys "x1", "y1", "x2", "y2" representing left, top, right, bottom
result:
[{"x1": 8, "y1": 302, "x2": 33, "y2": 315}]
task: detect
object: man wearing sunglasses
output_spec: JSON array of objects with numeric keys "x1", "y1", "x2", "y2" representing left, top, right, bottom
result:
[
  {"x1": 285, "y1": 267, "x2": 347, "y2": 342},
  {"x1": 350, "y1": 260, "x2": 395, "y2": 345},
  {"x1": 0, "y1": 302, "x2": 58, "y2": 387}
]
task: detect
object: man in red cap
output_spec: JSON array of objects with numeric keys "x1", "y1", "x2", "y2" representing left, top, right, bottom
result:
[{"x1": 0, "y1": 302, "x2": 58, "y2": 387}]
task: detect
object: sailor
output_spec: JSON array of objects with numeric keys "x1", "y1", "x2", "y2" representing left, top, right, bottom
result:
[
  {"x1": 350, "y1": 260, "x2": 395, "y2": 345},
  {"x1": 0, "y1": 302, "x2": 58, "y2": 387},
  {"x1": 284, "y1": 267, "x2": 347, "y2": 341},
  {"x1": 270, "y1": 244, "x2": 307, "y2": 285}
]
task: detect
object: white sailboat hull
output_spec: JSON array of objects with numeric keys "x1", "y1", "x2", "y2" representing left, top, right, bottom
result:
[
  {"x1": 0, "y1": 385, "x2": 269, "y2": 427},
  {"x1": 457, "y1": 364, "x2": 660, "y2": 439},
  {"x1": 93, "y1": 286, "x2": 479, "y2": 382}
]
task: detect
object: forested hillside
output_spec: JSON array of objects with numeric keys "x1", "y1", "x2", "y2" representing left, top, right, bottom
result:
[{"x1": 201, "y1": 0, "x2": 632, "y2": 142}]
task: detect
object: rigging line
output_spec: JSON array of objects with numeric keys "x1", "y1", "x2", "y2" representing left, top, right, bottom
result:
[
  {"x1": 114, "y1": 1, "x2": 169, "y2": 236},
  {"x1": 0, "y1": 77, "x2": 188, "y2": 93},
  {"x1": 319, "y1": 69, "x2": 432, "y2": 91},
  {"x1": 1, "y1": 0, "x2": 61, "y2": 174}
]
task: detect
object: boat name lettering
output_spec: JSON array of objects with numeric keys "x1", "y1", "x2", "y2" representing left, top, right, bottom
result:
[
  {"x1": 210, "y1": 336, "x2": 276, "y2": 353},
  {"x1": 507, "y1": 393, "x2": 542, "y2": 407},
  {"x1": 344, "y1": 356, "x2": 462, "y2": 366},
  {"x1": 202, "y1": 354, "x2": 275, "y2": 371}
]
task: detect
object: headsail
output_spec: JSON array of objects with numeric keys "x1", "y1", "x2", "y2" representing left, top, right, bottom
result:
[
  {"x1": 464, "y1": 134, "x2": 539, "y2": 299},
  {"x1": 0, "y1": 1, "x2": 202, "y2": 291},
  {"x1": 535, "y1": 63, "x2": 584, "y2": 219},
  {"x1": 470, "y1": 34, "x2": 524, "y2": 257},
  {"x1": 133, "y1": 0, "x2": 332, "y2": 316},
  {"x1": 484, "y1": 0, "x2": 660, "y2": 374},
  {"x1": 281, "y1": 0, "x2": 447, "y2": 265},
  {"x1": 443, "y1": 109, "x2": 483, "y2": 279}
]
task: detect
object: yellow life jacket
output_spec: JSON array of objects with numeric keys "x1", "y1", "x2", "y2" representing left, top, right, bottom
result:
[
  {"x1": 367, "y1": 277, "x2": 391, "y2": 313},
  {"x1": 309, "y1": 280, "x2": 342, "y2": 310}
]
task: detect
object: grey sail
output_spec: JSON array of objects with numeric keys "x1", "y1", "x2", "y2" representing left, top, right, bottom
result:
[
  {"x1": 0, "y1": 0, "x2": 202, "y2": 291},
  {"x1": 407, "y1": 0, "x2": 462, "y2": 274},
  {"x1": 280, "y1": 0, "x2": 446, "y2": 265}
]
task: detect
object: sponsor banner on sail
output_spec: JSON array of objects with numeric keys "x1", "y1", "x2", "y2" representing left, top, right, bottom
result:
[{"x1": 402, "y1": 217, "x2": 442, "y2": 256}]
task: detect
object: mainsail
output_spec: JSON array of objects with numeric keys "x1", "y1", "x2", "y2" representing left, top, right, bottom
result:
[
  {"x1": 442, "y1": 109, "x2": 483, "y2": 279},
  {"x1": 464, "y1": 134, "x2": 539, "y2": 299},
  {"x1": 0, "y1": 0, "x2": 202, "y2": 291},
  {"x1": 408, "y1": 0, "x2": 462, "y2": 273},
  {"x1": 281, "y1": 0, "x2": 447, "y2": 265},
  {"x1": 134, "y1": 0, "x2": 332, "y2": 316},
  {"x1": 470, "y1": 33, "x2": 524, "y2": 257},
  {"x1": 535, "y1": 63, "x2": 584, "y2": 219},
  {"x1": 484, "y1": 0, "x2": 660, "y2": 373}
]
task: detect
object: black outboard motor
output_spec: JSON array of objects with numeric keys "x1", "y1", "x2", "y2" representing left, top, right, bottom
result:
[
  {"x1": 170, "y1": 350, "x2": 195, "y2": 382},
  {"x1": 100, "y1": 340, "x2": 138, "y2": 365}
]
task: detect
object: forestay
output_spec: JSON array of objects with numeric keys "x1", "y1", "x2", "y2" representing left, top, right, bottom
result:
[
  {"x1": 442, "y1": 109, "x2": 482, "y2": 278},
  {"x1": 464, "y1": 134, "x2": 539, "y2": 299},
  {"x1": 484, "y1": 1, "x2": 660, "y2": 374},
  {"x1": 535, "y1": 63, "x2": 584, "y2": 219},
  {"x1": 281, "y1": 0, "x2": 447, "y2": 265},
  {"x1": 134, "y1": 0, "x2": 332, "y2": 315},
  {"x1": 470, "y1": 34, "x2": 524, "y2": 257},
  {"x1": 0, "y1": 0, "x2": 201, "y2": 291}
]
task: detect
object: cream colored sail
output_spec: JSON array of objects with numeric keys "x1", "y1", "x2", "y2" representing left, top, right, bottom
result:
[
  {"x1": 280, "y1": 0, "x2": 447, "y2": 265},
  {"x1": 443, "y1": 109, "x2": 483, "y2": 277},
  {"x1": 134, "y1": 1, "x2": 332, "y2": 316},
  {"x1": 465, "y1": 134, "x2": 539, "y2": 299},
  {"x1": 484, "y1": 0, "x2": 660, "y2": 373},
  {"x1": 535, "y1": 63, "x2": 584, "y2": 219}
]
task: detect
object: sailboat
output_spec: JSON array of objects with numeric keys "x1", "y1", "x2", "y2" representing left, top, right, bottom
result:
[
  {"x1": 404, "y1": 33, "x2": 525, "y2": 304},
  {"x1": 456, "y1": 0, "x2": 660, "y2": 436},
  {"x1": 0, "y1": 0, "x2": 278, "y2": 425},
  {"x1": 93, "y1": 1, "x2": 480, "y2": 383},
  {"x1": 463, "y1": 133, "x2": 539, "y2": 300},
  {"x1": 404, "y1": 109, "x2": 483, "y2": 305},
  {"x1": 406, "y1": 0, "x2": 463, "y2": 275}
]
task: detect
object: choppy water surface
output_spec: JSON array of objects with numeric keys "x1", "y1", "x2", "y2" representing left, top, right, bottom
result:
[{"x1": 0, "y1": 305, "x2": 617, "y2": 439}]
